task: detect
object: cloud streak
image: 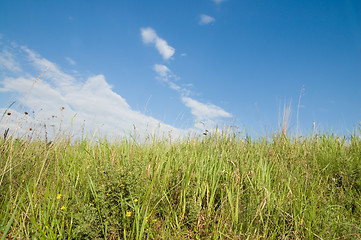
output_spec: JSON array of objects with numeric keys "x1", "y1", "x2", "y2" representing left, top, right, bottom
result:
[
  {"x1": 152, "y1": 64, "x2": 232, "y2": 124},
  {"x1": 144, "y1": 28, "x2": 232, "y2": 127},
  {"x1": 0, "y1": 44, "x2": 187, "y2": 139},
  {"x1": 199, "y1": 14, "x2": 215, "y2": 25},
  {"x1": 65, "y1": 57, "x2": 76, "y2": 66},
  {"x1": 153, "y1": 64, "x2": 183, "y2": 92},
  {"x1": 181, "y1": 96, "x2": 232, "y2": 120},
  {"x1": 213, "y1": 0, "x2": 226, "y2": 4},
  {"x1": 0, "y1": 48, "x2": 22, "y2": 72},
  {"x1": 141, "y1": 28, "x2": 175, "y2": 60}
]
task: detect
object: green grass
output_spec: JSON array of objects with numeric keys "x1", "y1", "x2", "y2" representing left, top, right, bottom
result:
[{"x1": 0, "y1": 128, "x2": 360, "y2": 239}]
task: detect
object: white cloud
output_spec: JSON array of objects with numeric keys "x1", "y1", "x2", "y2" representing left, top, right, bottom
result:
[
  {"x1": 199, "y1": 14, "x2": 216, "y2": 25},
  {"x1": 0, "y1": 48, "x2": 22, "y2": 72},
  {"x1": 0, "y1": 45, "x2": 188, "y2": 139},
  {"x1": 2, "y1": 39, "x2": 233, "y2": 139},
  {"x1": 21, "y1": 46, "x2": 76, "y2": 93},
  {"x1": 152, "y1": 64, "x2": 231, "y2": 124},
  {"x1": 145, "y1": 30, "x2": 231, "y2": 124},
  {"x1": 65, "y1": 57, "x2": 76, "y2": 66},
  {"x1": 213, "y1": 0, "x2": 226, "y2": 4},
  {"x1": 154, "y1": 64, "x2": 171, "y2": 78},
  {"x1": 141, "y1": 27, "x2": 175, "y2": 60},
  {"x1": 141, "y1": 27, "x2": 157, "y2": 44},
  {"x1": 181, "y1": 96, "x2": 232, "y2": 120},
  {"x1": 153, "y1": 64, "x2": 184, "y2": 93}
]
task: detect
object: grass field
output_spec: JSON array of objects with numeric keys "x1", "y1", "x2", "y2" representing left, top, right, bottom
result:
[{"x1": 0, "y1": 124, "x2": 360, "y2": 239}]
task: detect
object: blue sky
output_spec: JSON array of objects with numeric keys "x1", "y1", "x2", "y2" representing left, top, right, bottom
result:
[{"x1": 0, "y1": 0, "x2": 360, "y2": 138}]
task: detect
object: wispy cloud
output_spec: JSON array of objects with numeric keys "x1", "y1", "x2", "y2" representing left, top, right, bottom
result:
[
  {"x1": 21, "y1": 46, "x2": 76, "y2": 92},
  {"x1": 153, "y1": 64, "x2": 187, "y2": 93},
  {"x1": 213, "y1": 0, "x2": 226, "y2": 4},
  {"x1": 0, "y1": 48, "x2": 22, "y2": 72},
  {"x1": 181, "y1": 96, "x2": 232, "y2": 120},
  {"x1": 0, "y1": 44, "x2": 186, "y2": 139},
  {"x1": 154, "y1": 64, "x2": 171, "y2": 79},
  {"x1": 142, "y1": 28, "x2": 233, "y2": 129},
  {"x1": 199, "y1": 14, "x2": 215, "y2": 25},
  {"x1": 153, "y1": 64, "x2": 232, "y2": 125},
  {"x1": 65, "y1": 57, "x2": 76, "y2": 66},
  {"x1": 141, "y1": 27, "x2": 175, "y2": 60}
]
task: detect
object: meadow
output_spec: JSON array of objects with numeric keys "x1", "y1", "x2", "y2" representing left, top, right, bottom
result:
[{"x1": 0, "y1": 123, "x2": 360, "y2": 239}]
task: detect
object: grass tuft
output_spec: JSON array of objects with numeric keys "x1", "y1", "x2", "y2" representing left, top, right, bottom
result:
[{"x1": 0, "y1": 126, "x2": 360, "y2": 239}]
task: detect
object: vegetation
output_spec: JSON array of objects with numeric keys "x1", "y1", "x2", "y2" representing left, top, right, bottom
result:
[{"x1": 0, "y1": 124, "x2": 360, "y2": 239}]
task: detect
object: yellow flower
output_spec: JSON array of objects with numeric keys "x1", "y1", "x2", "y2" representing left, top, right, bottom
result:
[
  {"x1": 56, "y1": 194, "x2": 62, "y2": 200},
  {"x1": 134, "y1": 198, "x2": 138, "y2": 203},
  {"x1": 126, "y1": 211, "x2": 131, "y2": 217},
  {"x1": 60, "y1": 206, "x2": 66, "y2": 210}
]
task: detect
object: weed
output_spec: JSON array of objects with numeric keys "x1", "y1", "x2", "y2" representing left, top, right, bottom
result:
[{"x1": 0, "y1": 125, "x2": 360, "y2": 239}]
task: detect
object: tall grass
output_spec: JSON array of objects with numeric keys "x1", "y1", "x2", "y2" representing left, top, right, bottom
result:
[{"x1": 0, "y1": 126, "x2": 360, "y2": 239}]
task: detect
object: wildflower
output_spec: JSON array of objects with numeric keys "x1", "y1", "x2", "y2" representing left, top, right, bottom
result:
[
  {"x1": 126, "y1": 211, "x2": 131, "y2": 217},
  {"x1": 56, "y1": 194, "x2": 62, "y2": 200},
  {"x1": 134, "y1": 198, "x2": 138, "y2": 203},
  {"x1": 60, "y1": 206, "x2": 66, "y2": 210}
]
